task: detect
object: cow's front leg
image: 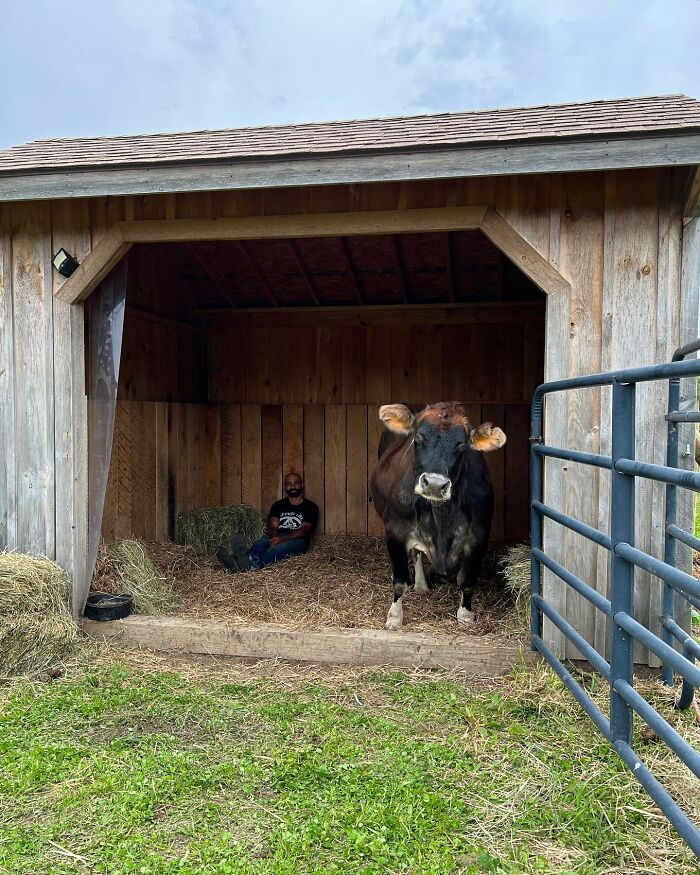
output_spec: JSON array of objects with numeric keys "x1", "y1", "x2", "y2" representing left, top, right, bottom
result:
[
  {"x1": 413, "y1": 551, "x2": 429, "y2": 594},
  {"x1": 385, "y1": 536, "x2": 411, "y2": 631},
  {"x1": 456, "y1": 541, "x2": 486, "y2": 627}
]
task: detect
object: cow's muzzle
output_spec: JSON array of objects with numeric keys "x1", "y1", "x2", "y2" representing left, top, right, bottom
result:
[{"x1": 415, "y1": 472, "x2": 452, "y2": 502}]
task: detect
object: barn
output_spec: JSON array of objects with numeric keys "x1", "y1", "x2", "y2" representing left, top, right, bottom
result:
[{"x1": 1, "y1": 94, "x2": 700, "y2": 664}]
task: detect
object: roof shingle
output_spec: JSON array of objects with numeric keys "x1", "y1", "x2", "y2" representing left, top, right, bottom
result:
[{"x1": 2, "y1": 94, "x2": 700, "y2": 174}]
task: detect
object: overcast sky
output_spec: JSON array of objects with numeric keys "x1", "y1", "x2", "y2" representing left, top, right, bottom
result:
[{"x1": 1, "y1": 0, "x2": 700, "y2": 149}]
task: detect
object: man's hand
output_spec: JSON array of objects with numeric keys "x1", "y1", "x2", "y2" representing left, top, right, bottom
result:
[{"x1": 269, "y1": 536, "x2": 283, "y2": 547}]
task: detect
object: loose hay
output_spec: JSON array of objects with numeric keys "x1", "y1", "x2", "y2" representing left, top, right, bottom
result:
[
  {"x1": 0, "y1": 552, "x2": 80, "y2": 676},
  {"x1": 141, "y1": 534, "x2": 521, "y2": 638},
  {"x1": 175, "y1": 504, "x2": 265, "y2": 555},
  {"x1": 499, "y1": 542, "x2": 531, "y2": 631},
  {"x1": 91, "y1": 539, "x2": 180, "y2": 615}
]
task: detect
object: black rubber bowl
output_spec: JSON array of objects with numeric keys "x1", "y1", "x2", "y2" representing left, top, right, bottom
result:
[{"x1": 84, "y1": 592, "x2": 133, "y2": 622}]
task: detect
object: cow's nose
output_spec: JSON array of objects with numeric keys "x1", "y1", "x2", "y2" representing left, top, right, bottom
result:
[{"x1": 416, "y1": 472, "x2": 451, "y2": 500}]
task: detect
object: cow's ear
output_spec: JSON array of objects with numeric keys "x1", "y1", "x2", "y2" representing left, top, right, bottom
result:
[
  {"x1": 379, "y1": 404, "x2": 415, "y2": 435},
  {"x1": 470, "y1": 422, "x2": 506, "y2": 452}
]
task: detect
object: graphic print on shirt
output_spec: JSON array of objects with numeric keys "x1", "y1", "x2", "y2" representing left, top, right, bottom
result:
[{"x1": 278, "y1": 511, "x2": 304, "y2": 531}]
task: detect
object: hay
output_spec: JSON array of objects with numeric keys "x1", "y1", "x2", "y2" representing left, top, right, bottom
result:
[
  {"x1": 499, "y1": 543, "x2": 531, "y2": 630},
  {"x1": 175, "y1": 504, "x2": 265, "y2": 555},
  {"x1": 142, "y1": 534, "x2": 521, "y2": 638},
  {"x1": 91, "y1": 539, "x2": 180, "y2": 615},
  {"x1": 0, "y1": 552, "x2": 80, "y2": 676}
]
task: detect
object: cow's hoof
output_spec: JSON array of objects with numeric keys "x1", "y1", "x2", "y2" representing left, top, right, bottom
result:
[
  {"x1": 385, "y1": 602, "x2": 403, "y2": 631},
  {"x1": 457, "y1": 607, "x2": 475, "y2": 626},
  {"x1": 413, "y1": 580, "x2": 430, "y2": 595}
]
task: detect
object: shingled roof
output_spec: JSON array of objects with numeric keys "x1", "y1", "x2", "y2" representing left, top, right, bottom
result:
[{"x1": 2, "y1": 94, "x2": 700, "y2": 173}]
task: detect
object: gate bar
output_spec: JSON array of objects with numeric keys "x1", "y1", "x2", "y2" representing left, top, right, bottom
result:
[
  {"x1": 532, "y1": 636, "x2": 611, "y2": 738},
  {"x1": 613, "y1": 680, "x2": 700, "y2": 780},
  {"x1": 661, "y1": 615, "x2": 700, "y2": 661},
  {"x1": 533, "y1": 548, "x2": 612, "y2": 616},
  {"x1": 614, "y1": 543, "x2": 700, "y2": 602},
  {"x1": 532, "y1": 444, "x2": 613, "y2": 469},
  {"x1": 613, "y1": 740, "x2": 700, "y2": 859},
  {"x1": 666, "y1": 524, "x2": 700, "y2": 553},
  {"x1": 532, "y1": 501, "x2": 612, "y2": 550},
  {"x1": 614, "y1": 612, "x2": 700, "y2": 687},
  {"x1": 614, "y1": 458, "x2": 700, "y2": 491},
  {"x1": 532, "y1": 594, "x2": 611, "y2": 681}
]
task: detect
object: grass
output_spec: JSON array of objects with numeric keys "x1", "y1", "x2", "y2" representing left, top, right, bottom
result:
[{"x1": 1, "y1": 654, "x2": 698, "y2": 875}]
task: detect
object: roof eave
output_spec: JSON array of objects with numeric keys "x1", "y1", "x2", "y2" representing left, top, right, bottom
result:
[{"x1": 2, "y1": 130, "x2": 700, "y2": 203}]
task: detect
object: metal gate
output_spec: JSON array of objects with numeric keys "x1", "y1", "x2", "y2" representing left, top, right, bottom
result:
[{"x1": 530, "y1": 339, "x2": 700, "y2": 857}]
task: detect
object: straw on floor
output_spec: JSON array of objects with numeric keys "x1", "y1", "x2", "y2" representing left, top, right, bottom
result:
[
  {"x1": 92, "y1": 538, "x2": 180, "y2": 615},
  {"x1": 0, "y1": 552, "x2": 80, "y2": 676},
  {"x1": 142, "y1": 534, "x2": 522, "y2": 638}
]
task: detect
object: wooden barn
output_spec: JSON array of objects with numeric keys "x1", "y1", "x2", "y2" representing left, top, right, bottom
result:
[{"x1": 1, "y1": 94, "x2": 700, "y2": 663}]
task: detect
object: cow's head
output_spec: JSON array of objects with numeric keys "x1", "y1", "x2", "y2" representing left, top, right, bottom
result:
[{"x1": 379, "y1": 401, "x2": 506, "y2": 503}]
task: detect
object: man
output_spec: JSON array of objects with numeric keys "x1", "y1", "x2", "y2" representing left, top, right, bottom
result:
[{"x1": 216, "y1": 472, "x2": 319, "y2": 572}]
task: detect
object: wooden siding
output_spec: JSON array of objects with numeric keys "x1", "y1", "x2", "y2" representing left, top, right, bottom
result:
[
  {"x1": 102, "y1": 400, "x2": 532, "y2": 543},
  {"x1": 0, "y1": 170, "x2": 696, "y2": 661}
]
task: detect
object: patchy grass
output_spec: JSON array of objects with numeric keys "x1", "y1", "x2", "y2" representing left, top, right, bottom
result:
[{"x1": 0, "y1": 655, "x2": 698, "y2": 875}]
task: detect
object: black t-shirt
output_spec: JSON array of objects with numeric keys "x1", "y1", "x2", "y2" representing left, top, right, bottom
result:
[{"x1": 269, "y1": 498, "x2": 319, "y2": 540}]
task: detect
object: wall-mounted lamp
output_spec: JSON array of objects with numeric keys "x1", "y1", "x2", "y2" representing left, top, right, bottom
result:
[{"x1": 52, "y1": 248, "x2": 80, "y2": 278}]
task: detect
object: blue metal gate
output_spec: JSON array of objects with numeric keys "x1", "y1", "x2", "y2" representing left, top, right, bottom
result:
[{"x1": 530, "y1": 339, "x2": 700, "y2": 857}]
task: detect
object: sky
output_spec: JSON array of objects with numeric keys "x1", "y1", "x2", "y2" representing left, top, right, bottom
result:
[{"x1": 1, "y1": 0, "x2": 700, "y2": 149}]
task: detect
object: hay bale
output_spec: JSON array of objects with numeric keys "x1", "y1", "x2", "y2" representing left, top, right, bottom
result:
[
  {"x1": 94, "y1": 539, "x2": 181, "y2": 615},
  {"x1": 0, "y1": 552, "x2": 80, "y2": 676},
  {"x1": 499, "y1": 543, "x2": 531, "y2": 627},
  {"x1": 175, "y1": 504, "x2": 265, "y2": 555}
]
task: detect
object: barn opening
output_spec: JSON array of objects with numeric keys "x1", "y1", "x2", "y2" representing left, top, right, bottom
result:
[{"x1": 92, "y1": 227, "x2": 545, "y2": 627}]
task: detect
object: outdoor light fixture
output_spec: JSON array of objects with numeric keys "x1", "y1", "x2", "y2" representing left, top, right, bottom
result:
[{"x1": 52, "y1": 248, "x2": 80, "y2": 278}]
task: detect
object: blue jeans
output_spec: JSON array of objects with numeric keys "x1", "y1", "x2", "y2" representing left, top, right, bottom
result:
[{"x1": 247, "y1": 535, "x2": 308, "y2": 569}]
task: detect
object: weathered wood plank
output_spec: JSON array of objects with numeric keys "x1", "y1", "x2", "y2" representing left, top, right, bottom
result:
[
  {"x1": 367, "y1": 405, "x2": 385, "y2": 537},
  {"x1": 12, "y1": 202, "x2": 55, "y2": 555},
  {"x1": 0, "y1": 206, "x2": 16, "y2": 549},
  {"x1": 482, "y1": 404, "x2": 505, "y2": 544},
  {"x1": 365, "y1": 326, "x2": 392, "y2": 404},
  {"x1": 324, "y1": 405, "x2": 347, "y2": 532},
  {"x1": 303, "y1": 405, "x2": 325, "y2": 534},
  {"x1": 142, "y1": 402, "x2": 158, "y2": 540},
  {"x1": 241, "y1": 405, "x2": 262, "y2": 511},
  {"x1": 346, "y1": 405, "x2": 368, "y2": 533},
  {"x1": 504, "y1": 406, "x2": 530, "y2": 544},
  {"x1": 283, "y1": 405, "x2": 304, "y2": 477},
  {"x1": 205, "y1": 404, "x2": 222, "y2": 507},
  {"x1": 221, "y1": 404, "x2": 242, "y2": 506},
  {"x1": 81, "y1": 615, "x2": 535, "y2": 675},
  {"x1": 155, "y1": 402, "x2": 169, "y2": 540},
  {"x1": 261, "y1": 406, "x2": 283, "y2": 514}
]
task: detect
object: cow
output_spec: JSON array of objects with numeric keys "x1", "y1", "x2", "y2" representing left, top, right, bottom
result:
[{"x1": 370, "y1": 401, "x2": 506, "y2": 631}]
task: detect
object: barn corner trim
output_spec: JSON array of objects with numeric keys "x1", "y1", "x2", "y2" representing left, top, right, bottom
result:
[{"x1": 55, "y1": 203, "x2": 569, "y2": 306}]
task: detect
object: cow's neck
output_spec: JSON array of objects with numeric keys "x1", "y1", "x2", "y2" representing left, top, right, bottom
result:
[{"x1": 414, "y1": 497, "x2": 463, "y2": 572}]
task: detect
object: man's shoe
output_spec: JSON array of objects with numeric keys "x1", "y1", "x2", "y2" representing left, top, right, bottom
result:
[
  {"x1": 229, "y1": 534, "x2": 251, "y2": 570},
  {"x1": 216, "y1": 546, "x2": 238, "y2": 573}
]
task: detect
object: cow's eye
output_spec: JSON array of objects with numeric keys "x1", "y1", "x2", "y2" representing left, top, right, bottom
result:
[{"x1": 414, "y1": 433, "x2": 425, "y2": 446}]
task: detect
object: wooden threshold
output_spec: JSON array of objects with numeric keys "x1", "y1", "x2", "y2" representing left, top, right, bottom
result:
[{"x1": 81, "y1": 616, "x2": 534, "y2": 676}]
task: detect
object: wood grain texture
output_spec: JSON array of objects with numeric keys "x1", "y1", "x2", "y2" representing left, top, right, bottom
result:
[
  {"x1": 0, "y1": 206, "x2": 15, "y2": 550},
  {"x1": 346, "y1": 405, "x2": 368, "y2": 533},
  {"x1": 303, "y1": 405, "x2": 325, "y2": 533},
  {"x1": 221, "y1": 404, "x2": 242, "y2": 506},
  {"x1": 324, "y1": 405, "x2": 347, "y2": 532},
  {"x1": 241, "y1": 405, "x2": 262, "y2": 510},
  {"x1": 261, "y1": 406, "x2": 283, "y2": 514}
]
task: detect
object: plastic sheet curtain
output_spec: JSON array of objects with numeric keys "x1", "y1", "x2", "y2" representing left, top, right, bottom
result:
[{"x1": 81, "y1": 257, "x2": 127, "y2": 611}]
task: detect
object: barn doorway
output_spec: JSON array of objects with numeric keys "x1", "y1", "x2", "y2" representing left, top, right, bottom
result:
[{"x1": 85, "y1": 223, "x2": 546, "y2": 639}]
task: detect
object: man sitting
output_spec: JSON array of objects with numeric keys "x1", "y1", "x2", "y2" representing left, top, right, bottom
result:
[{"x1": 216, "y1": 472, "x2": 319, "y2": 572}]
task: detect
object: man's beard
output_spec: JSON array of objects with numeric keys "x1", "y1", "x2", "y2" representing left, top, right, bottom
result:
[{"x1": 286, "y1": 488, "x2": 302, "y2": 497}]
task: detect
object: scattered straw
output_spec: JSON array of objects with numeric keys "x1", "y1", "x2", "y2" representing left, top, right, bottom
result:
[
  {"x1": 0, "y1": 552, "x2": 80, "y2": 676},
  {"x1": 91, "y1": 539, "x2": 180, "y2": 615},
  {"x1": 139, "y1": 534, "x2": 522, "y2": 639},
  {"x1": 175, "y1": 504, "x2": 265, "y2": 555},
  {"x1": 499, "y1": 543, "x2": 531, "y2": 631}
]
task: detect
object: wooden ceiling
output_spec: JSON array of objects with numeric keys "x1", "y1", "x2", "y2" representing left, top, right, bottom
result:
[{"x1": 131, "y1": 230, "x2": 544, "y2": 317}]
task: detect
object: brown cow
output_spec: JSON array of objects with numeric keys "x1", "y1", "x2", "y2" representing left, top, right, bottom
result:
[{"x1": 370, "y1": 402, "x2": 506, "y2": 631}]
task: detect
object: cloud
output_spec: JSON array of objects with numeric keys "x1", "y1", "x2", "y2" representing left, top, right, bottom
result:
[{"x1": 0, "y1": 0, "x2": 699, "y2": 149}]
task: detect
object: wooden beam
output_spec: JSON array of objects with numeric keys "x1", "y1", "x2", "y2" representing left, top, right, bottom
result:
[
  {"x1": 682, "y1": 165, "x2": 700, "y2": 221},
  {"x1": 339, "y1": 237, "x2": 365, "y2": 305},
  {"x1": 186, "y1": 243, "x2": 238, "y2": 309},
  {"x1": 480, "y1": 207, "x2": 570, "y2": 296},
  {"x1": 125, "y1": 305, "x2": 205, "y2": 334},
  {"x1": 81, "y1": 615, "x2": 536, "y2": 675},
  {"x1": 195, "y1": 300, "x2": 545, "y2": 328},
  {"x1": 54, "y1": 225, "x2": 131, "y2": 303},
  {"x1": 391, "y1": 235, "x2": 409, "y2": 303},
  {"x1": 5, "y1": 134, "x2": 700, "y2": 202},
  {"x1": 236, "y1": 241, "x2": 279, "y2": 307},
  {"x1": 287, "y1": 240, "x2": 321, "y2": 306},
  {"x1": 55, "y1": 204, "x2": 570, "y2": 306}
]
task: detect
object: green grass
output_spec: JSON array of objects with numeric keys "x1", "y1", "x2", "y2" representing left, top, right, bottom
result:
[{"x1": 0, "y1": 659, "x2": 697, "y2": 875}]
